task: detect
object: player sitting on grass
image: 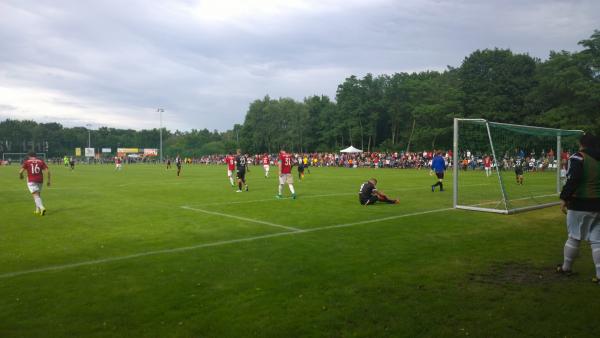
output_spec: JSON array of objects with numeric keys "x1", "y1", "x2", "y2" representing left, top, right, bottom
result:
[
  {"x1": 19, "y1": 151, "x2": 51, "y2": 216},
  {"x1": 359, "y1": 178, "x2": 399, "y2": 205}
]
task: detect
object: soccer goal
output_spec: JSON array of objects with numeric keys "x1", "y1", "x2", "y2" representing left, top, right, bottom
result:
[
  {"x1": 452, "y1": 118, "x2": 584, "y2": 214},
  {"x1": 2, "y1": 152, "x2": 47, "y2": 163}
]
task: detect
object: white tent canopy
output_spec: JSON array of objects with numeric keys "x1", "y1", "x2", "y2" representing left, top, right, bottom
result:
[{"x1": 340, "y1": 145, "x2": 363, "y2": 153}]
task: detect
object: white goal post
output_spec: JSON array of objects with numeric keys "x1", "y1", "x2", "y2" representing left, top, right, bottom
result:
[
  {"x1": 452, "y1": 118, "x2": 584, "y2": 214},
  {"x1": 2, "y1": 152, "x2": 47, "y2": 162}
]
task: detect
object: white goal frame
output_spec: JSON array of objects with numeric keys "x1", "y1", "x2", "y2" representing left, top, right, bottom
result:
[
  {"x1": 452, "y1": 118, "x2": 583, "y2": 214},
  {"x1": 2, "y1": 152, "x2": 47, "y2": 161}
]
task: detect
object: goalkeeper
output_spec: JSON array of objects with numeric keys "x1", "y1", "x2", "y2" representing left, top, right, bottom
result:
[{"x1": 431, "y1": 151, "x2": 446, "y2": 192}]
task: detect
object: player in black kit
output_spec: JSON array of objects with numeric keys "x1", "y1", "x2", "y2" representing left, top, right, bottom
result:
[
  {"x1": 358, "y1": 178, "x2": 399, "y2": 205},
  {"x1": 235, "y1": 149, "x2": 249, "y2": 192},
  {"x1": 515, "y1": 158, "x2": 524, "y2": 185}
]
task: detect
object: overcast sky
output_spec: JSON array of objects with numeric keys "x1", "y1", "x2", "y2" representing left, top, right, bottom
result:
[{"x1": 0, "y1": 0, "x2": 598, "y2": 131}]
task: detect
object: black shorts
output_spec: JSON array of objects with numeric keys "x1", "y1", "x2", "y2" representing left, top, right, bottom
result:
[
  {"x1": 298, "y1": 167, "x2": 304, "y2": 173},
  {"x1": 436, "y1": 172, "x2": 444, "y2": 179},
  {"x1": 237, "y1": 170, "x2": 246, "y2": 181},
  {"x1": 359, "y1": 195, "x2": 379, "y2": 205},
  {"x1": 515, "y1": 169, "x2": 523, "y2": 176}
]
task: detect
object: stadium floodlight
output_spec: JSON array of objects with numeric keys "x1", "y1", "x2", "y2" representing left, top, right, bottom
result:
[
  {"x1": 453, "y1": 118, "x2": 584, "y2": 214},
  {"x1": 157, "y1": 108, "x2": 164, "y2": 163}
]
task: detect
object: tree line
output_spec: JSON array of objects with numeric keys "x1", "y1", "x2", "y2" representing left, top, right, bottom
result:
[{"x1": 1, "y1": 30, "x2": 598, "y2": 157}]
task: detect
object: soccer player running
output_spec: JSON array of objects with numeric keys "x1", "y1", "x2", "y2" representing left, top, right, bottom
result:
[
  {"x1": 19, "y1": 151, "x2": 51, "y2": 216},
  {"x1": 235, "y1": 149, "x2": 249, "y2": 192},
  {"x1": 175, "y1": 154, "x2": 182, "y2": 177},
  {"x1": 226, "y1": 153, "x2": 236, "y2": 186},
  {"x1": 431, "y1": 150, "x2": 446, "y2": 192},
  {"x1": 556, "y1": 133, "x2": 600, "y2": 285},
  {"x1": 262, "y1": 153, "x2": 270, "y2": 178},
  {"x1": 358, "y1": 178, "x2": 399, "y2": 205},
  {"x1": 297, "y1": 156, "x2": 305, "y2": 181},
  {"x1": 115, "y1": 156, "x2": 123, "y2": 171},
  {"x1": 277, "y1": 149, "x2": 296, "y2": 199},
  {"x1": 514, "y1": 157, "x2": 524, "y2": 185}
]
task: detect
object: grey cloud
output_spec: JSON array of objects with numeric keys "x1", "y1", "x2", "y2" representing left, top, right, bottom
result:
[{"x1": 0, "y1": 0, "x2": 598, "y2": 130}]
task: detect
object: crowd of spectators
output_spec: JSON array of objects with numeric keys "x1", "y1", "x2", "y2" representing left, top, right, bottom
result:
[{"x1": 3, "y1": 148, "x2": 571, "y2": 171}]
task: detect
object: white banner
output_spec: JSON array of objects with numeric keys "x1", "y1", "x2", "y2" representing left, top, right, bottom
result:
[
  {"x1": 102, "y1": 148, "x2": 112, "y2": 153},
  {"x1": 85, "y1": 147, "x2": 95, "y2": 157}
]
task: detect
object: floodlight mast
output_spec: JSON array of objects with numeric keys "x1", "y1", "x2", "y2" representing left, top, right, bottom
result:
[{"x1": 157, "y1": 108, "x2": 164, "y2": 163}]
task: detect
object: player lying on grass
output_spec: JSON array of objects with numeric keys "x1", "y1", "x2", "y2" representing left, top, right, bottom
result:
[
  {"x1": 556, "y1": 133, "x2": 600, "y2": 285},
  {"x1": 359, "y1": 178, "x2": 399, "y2": 205},
  {"x1": 19, "y1": 151, "x2": 51, "y2": 216}
]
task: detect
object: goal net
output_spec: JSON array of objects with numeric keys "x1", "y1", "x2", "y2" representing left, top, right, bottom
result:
[
  {"x1": 1, "y1": 153, "x2": 47, "y2": 163},
  {"x1": 453, "y1": 118, "x2": 583, "y2": 214}
]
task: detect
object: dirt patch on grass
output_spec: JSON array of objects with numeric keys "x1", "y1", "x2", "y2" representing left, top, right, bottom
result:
[{"x1": 468, "y1": 261, "x2": 566, "y2": 285}]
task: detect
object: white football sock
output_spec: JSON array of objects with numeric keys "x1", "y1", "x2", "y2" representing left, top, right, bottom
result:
[
  {"x1": 34, "y1": 195, "x2": 45, "y2": 210},
  {"x1": 562, "y1": 237, "x2": 580, "y2": 271},
  {"x1": 592, "y1": 243, "x2": 600, "y2": 278},
  {"x1": 288, "y1": 184, "x2": 295, "y2": 194},
  {"x1": 278, "y1": 184, "x2": 283, "y2": 195},
  {"x1": 229, "y1": 177, "x2": 234, "y2": 185}
]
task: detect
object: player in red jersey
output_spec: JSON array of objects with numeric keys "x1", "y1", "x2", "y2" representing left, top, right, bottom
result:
[
  {"x1": 277, "y1": 149, "x2": 296, "y2": 199},
  {"x1": 226, "y1": 153, "x2": 236, "y2": 186},
  {"x1": 262, "y1": 154, "x2": 270, "y2": 178},
  {"x1": 483, "y1": 155, "x2": 492, "y2": 177},
  {"x1": 19, "y1": 151, "x2": 51, "y2": 215},
  {"x1": 115, "y1": 156, "x2": 123, "y2": 171}
]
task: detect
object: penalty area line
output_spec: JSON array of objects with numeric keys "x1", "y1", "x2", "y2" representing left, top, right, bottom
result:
[
  {"x1": 180, "y1": 206, "x2": 301, "y2": 232},
  {"x1": 0, "y1": 207, "x2": 451, "y2": 279}
]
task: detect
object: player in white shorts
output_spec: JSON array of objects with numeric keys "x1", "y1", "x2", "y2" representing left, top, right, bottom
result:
[
  {"x1": 262, "y1": 154, "x2": 270, "y2": 178},
  {"x1": 225, "y1": 153, "x2": 236, "y2": 186},
  {"x1": 19, "y1": 151, "x2": 51, "y2": 215}
]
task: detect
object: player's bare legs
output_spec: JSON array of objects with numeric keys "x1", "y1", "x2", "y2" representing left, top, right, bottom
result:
[{"x1": 31, "y1": 191, "x2": 46, "y2": 215}]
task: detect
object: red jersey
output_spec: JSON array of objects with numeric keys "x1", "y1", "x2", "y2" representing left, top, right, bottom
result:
[
  {"x1": 262, "y1": 156, "x2": 269, "y2": 165},
  {"x1": 279, "y1": 153, "x2": 292, "y2": 174},
  {"x1": 115, "y1": 158, "x2": 122, "y2": 164},
  {"x1": 22, "y1": 158, "x2": 47, "y2": 183},
  {"x1": 484, "y1": 157, "x2": 492, "y2": 167},
  {"x1": 226, "y1": 155, "x2": 235, "y2": 170}
]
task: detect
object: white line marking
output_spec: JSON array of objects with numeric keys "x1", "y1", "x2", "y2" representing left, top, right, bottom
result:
[
  {"x1": 180, "y1": 206, "x2": 301, "y2": 232},
  {"x1": 0, "y1": 207, "x2": 451, "y2": 279},
  {"x1": 194, "y1": 183, "x2": 492, "y2": 207},
  {"x1": 471, "y1": 193, "x2": 558, "y2": 207}
]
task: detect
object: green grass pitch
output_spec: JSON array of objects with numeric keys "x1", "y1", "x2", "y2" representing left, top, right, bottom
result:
[{"x1": 0, "y1": 164, "x2": 598, "y2": 337}]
